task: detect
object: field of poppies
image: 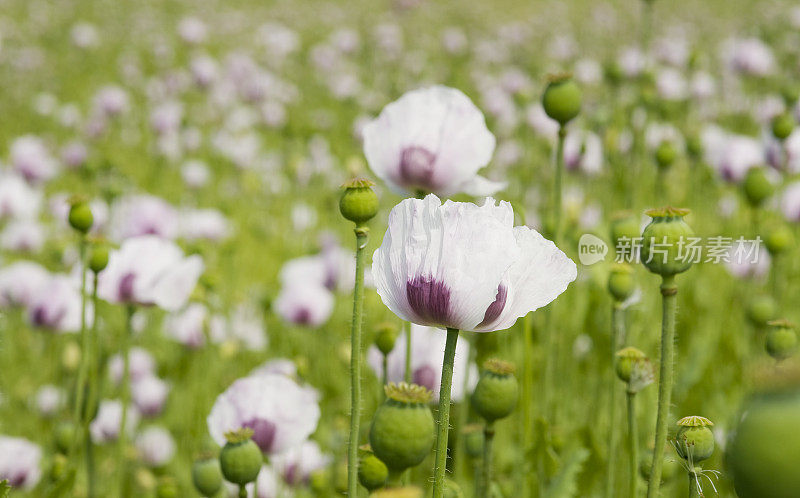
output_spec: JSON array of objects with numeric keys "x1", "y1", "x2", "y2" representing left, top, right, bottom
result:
[{"x1": 1, "y1": 0, "x2": 800, "y2": 496}]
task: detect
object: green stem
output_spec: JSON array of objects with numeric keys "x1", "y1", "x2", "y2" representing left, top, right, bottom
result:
[
  {"x1": 84, "y1": 273, "x2": 100, "y2": 498},
  {"x1": 404, "y1": 323, "x2": 412, "y2": 383},
  {"x1": 347, "y1": 226, "x2": 369, "y2": 498},
  {"x1": 480, "y1": 422, "x2": 495, "y2": 498},
  {"x1": 554, "y1": 126, "x2": 566, "y2": 245},
  {"x1": 239, "y1": 484, "x2": 248, "y2": 498},
  {"x1": 118, "y1": 305, "x2": 135, "y2": 498},
  {"x1": 432, "y1": 327, "x2": 459, "y2": 498},
  {"x1": 605, "y1": 306, "x2": 624, "y2": 497},
  {"x1": 688, "y1": 470, "x2": 701, "y2": 498},
  {"x1": 626, "y1": 391, "x2": 639, "y2": 498},
  {"x1": 382, "y1": 353, "x2": 388, "y2": 388},
  {"x1": 646, "y1": 275, "x2": 677, "y2": 498},
  {"x1": 70, "y1": 238, "x2": 89, "y2": 452},
  {"x1": 521, "y1": 315, "x2": 534, "y2": 497}
]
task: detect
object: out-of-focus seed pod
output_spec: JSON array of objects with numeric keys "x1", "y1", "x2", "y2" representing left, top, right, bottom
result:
[
  {"x1": 608, "y1": 264, "x2": 636, "y2": 303},
  {"x1": 462, "y1": 424, "x2": 484, "y2": 459},
  {"x1": 192, "y1": 456, "x2": 223, "y2": 497},
  {"x1": 742, "y1": 167, "x2": 775, "y2": 207},
  {"x1": 765, "y1": 320, "x2": 797, "y2": 361},
  {"x1": 68, "y1": 198, "x2": 94, "y2": 234},
  {"x1": 640, "y1": 207, "x2": 694, "y2": 276},
  {"x1": 772, "y1": 113, "x2": 795, "y2": 141},
  {"x1": 471, "y1": 359, "x2": 518, "y2": 423},
  {"x1": 747, "y1": 295, "x2": 777, "y2": 328},
  {"x1": 358, "y1": 445, "x2": 388, "y2": 492},
  {"x1": 764, "y1": 225, "x2": 794, "y2": 256},
  {"x1": 374, "y1": 323, "x2": 399, "y2": 356},
  {"x1": 654, "y1": 141, "x2": 677, "y2": 170},
  {"x1": 542, "y1": 74, "x2": 582, "y2": 126},
  {"x1": 88, "y1": 243, "x2": 110, "y2": 274}
]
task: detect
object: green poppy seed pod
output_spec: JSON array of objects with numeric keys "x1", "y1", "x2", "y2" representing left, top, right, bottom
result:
[
  {"x1": 68, "y1": 199, "x2": 94, "y2": 234},
  {"x1": 369, "y1": 383, "x2": 435, "y2": 473},
  {"x1": 640, "y1": 207, "x2": 694, "y2": 276},
  {"x1": 747, "y1": 295, "x2": 777, "y2": 327},
  {"x1": 443, "y1": 478, "x2": 464, "y2": 498},
  {"x1": 608, "y1": 264, "x2": 636, "y2": 302},
  {"x1": 610, "y1": 211, "x2": 641, "y2": 247},
  {"x1": 772, "y1": 113, "x2": 795, "y2": 140},
  {"x1": 219, "y1": 429, "x2": 262, "y2": 486},
  {"x1": 54, "y1": 421, "x2": 76, "y2": 454},
  {"x1": 340, "y1": 178, "x2": 378, "y2": 225},
  {"x1": 654, "y1": 141, "x2": 677, "y2": 170},
  {"x1": 88, "y1": 243, "x2": 110, "y2": 274},
  {"x1": 604, "y1": 61, "x2": 624, "y2": 87},
  {"x1": 462, "y1": 424, "x2": 484, "y2": 459},
  {"x1": 374, "y1": 323, "x2": 399, "y2": 356},
  {"x1": 727, "y1": 361, "x2": 800, "y2": 497},
  {"x1": 192, "y1": 456, "x2": 223, "y2": 497},
  {"x1": 156, "y1": 478, "x2": 178, "y2": 498},
  {"x1": 674, "y1": 416, "x2": 715, "y2": 463},
  {"x1": 358, "y1": 446, "x2": 388, "y2": 492},
  {"x1": 742, "y1": 167, "x2": 775, "y2": 207},
  {"x1": 685, "y1": 135, "x2": 703, "y2": 161},
  {"x1": 542, "y1": 74, "x2": 582, "y2": 126},
  {"x1": 765, "y1": 225, "x2": 794, "y2": 255},
  {"x1": 471, "y1": 359, "x2": 519, "y2": 422},
  {"x1": 765, "y1": 320, "x2": 797, "y2": 361},
  {"x1": 615, "y1": 347, "x2": 647, "y2": 384}
]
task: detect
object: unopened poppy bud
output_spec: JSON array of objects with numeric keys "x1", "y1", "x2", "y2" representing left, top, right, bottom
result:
[
  {"x1": 369, "y1": 383, "x2": 435, "y2": 474},
  {"x1": 462, "y1": 424, "x2": 484, "y2": 459},
  {"x1": 655, "y1": 141, "x2": 677, "y2": 170},
  {"x1": 542, "y1": 74, "x2": 582, "y2": 126},
  {"x1": 374, "y1": 323, "x2": 399, "y2": 356},
  {"x1": 340, "y1": 178, "x2": 379, "y2": 225},
  {"x1": 192, "y1": 455, "x2": 223, "y2": 497},
  {"x1": 88, "y1": 243, "x2": 110, "y2": 274},
  {"x1": 68, "y1": 198, "x2": 94, "y2": 234},
  {"x1": 675, "y1": 416, "x2": 715, "y2": 463},
  {"x1": 615, "y1": 347, "x2": 646, "y2": 383},
  {"x1": 471, "y1": 359, "x2": 519, "y2": 422},
  {"x1": 747, "y1": 295, "x2": 777, "y2": 327},
  {"x1": 219, "y1": 428, "x2": 262, "y2": 486},
  {"x1": 764, "y1": 225, "x2": 793, "y2": 255},
  {"x1": 608, "y1": 264, "x2": 636, "y2": 302},
  {"x1": 358, "y1": 445, "x2": 389, "y2": 492},
  {"x1": 772, "y1": 113, "x2": 795, "y2": 140},
  {"x1": 742, "y1": 168, "x2": 775, "y2": 207},
  {"x1": 766, "y1": 320, "x2": 797, "y2": 361},
  {"x1": 640, "y1": 207, "x2": 694, "y2": 276}
]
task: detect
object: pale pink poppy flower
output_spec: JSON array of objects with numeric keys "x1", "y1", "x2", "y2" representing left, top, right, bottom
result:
[
  {"x1": 251, "y1": 358, "x2": 298, "y2": 379},
  {"x1": 70, "y1": 22, "x2": 99, "y2": 48},
  {"x1": 93, "y1": 85, "x2": 129, "y2": 117},
  {"x1": 618, "y1": 46, "x2": 647, "y2": 77},
  {"x1": 90, "y1": 400, "x2": 140, "y2": 444},
  {"x1": 725, "y1": 239, "x2": 770, "y2": 280},
  {"x1": 525, "y1": 103, "x2": 560, "y2": 141},
  {"x1": 367, "y1": 323, "x2": 477, "y2": 402},
  {"x1": 1, "y1": 220, "x2": 45, "y2": 253},
  {"x1": 135, "y1": 426, "x2": 176, "y2": 467},
  {"x1": 60, "y1": 141, "x2": 88, "y2": 169},
  {"x1": 273, "y1": 284, "x2": 334, "y2": 328},
  {"x1": 178, "y1": 208, "x2": 232, "y2": 242},
  {"x1": 26, "y1": 274, "x2": 93, "y2": 333},
  {"x1": 780, "y1": 181, "x2": 800, "y2": 222},
  {"x1": 372, "y1": 195, "x2": 576, "y2": 332},
  {"x1": 574, "y1": 58, "x2": 602, "y2": 85},
  {"x1": 98, "y1": 235, "x2": 202, "y2": 311},
  {"x1": 723, "y1": 37, "x2": 776, "y2": 76},
  {"x1": 655, "y1": 34, "x2": 690, "y2": 67},
  {"x1": 690, "y1": 72, "x2": 716, "y2": 100},
  {"x1": 0, "y1": 172, "x2": 42, "y2": 220},
  {"x1": 564, "y1": 130, "x2": 603, "y2": 175},
  {"x1": 150, "y1": 101, "x2": 183, "y2": 136},
  {"x1": 108, "y1": 347, "x2": 156, "y2": 385},
  {"x1": 701, "y1": 128, "x2": 763, "y2": 183},
  {"x1": 0, "y1": 436, "x2": 42, "y2": 490},
  {"x1": 190, "y1": 55, "x2": 218, "y2": 88},
  {"x1": 177, "y1": 17, "x2": 207, "y2": 44},
  {"x1": 163, "y1": 302, "x2": 207, "y2": 348},
  {"x1": 256, "y1": 22, "x2": 300, "y2": 60},
  {"x1": 132, "y1": 375, "x2": 170, "y2": 417},
  {"x1": 9, "y1": 135, "x2": 58, "y2": 184},
  {"x1": 441, "y1": 27, "x2": 468, "y2": 55},
  {"x1": 34, "y1": 385, "x2": 65, "y2": 417},
  {"x1": 362, "y1": 86, "x2": 503, "y2": 197},
  {"x1": 207, "y1": 373, "x2": 320, "y2": 455},
  {"x1": 656, "y1": 68, "x2": 688, "y2": 101},
  {"x1": 272, "y1": 440, "x2": 331, "y2": 485},
  {"x1": 108, "y1": 195, "x2": 179, "y2": 240},
  {"x1": 180, "y1": 160, "x2": 211, "y2": 188},
  {"x1": 0, "y1": 261, "x2": 50, "y2": 308}
]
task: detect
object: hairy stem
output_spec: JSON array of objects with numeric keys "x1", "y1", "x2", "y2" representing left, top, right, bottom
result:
[
  {"x1": 605, "y1": 305, "x2": 624, "y2": 497},
  {"x1": 627, "y1": 391, "x2": 639, "y2": 498},
  {"x1": 479, "y1": 422, "x2": 495, "y2": 498},
  {"x1": 432, "y1": 328, "x2": 459, "y2": 498},
  {"x1": 646, "y1": 275, "x2": 677, "y2": 498},
  {"x1": 118, "y1": 305, "x2": 135, "y2": 498},
  {"x1": 347, "y1": 226, "x2": 369, "y2": 498}
]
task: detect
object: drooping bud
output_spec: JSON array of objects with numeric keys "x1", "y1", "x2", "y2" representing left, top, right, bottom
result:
[
  {"x1": 640, "y1": 207, "x2": 694, "y2": 276},
  {"x1": 471, "y1": 359, "x2": 519, "y2": 422},
  {"x1": 765, "y1": 319, "x2": 797, "y2": 361},
  {"x1": 219, "y1": 428, "x2": 262, "y2": 486},
  {"x1": 369, "y1": 383, "x2": 435, "y2": 474},
  {"x1": 340, "y1": 178, "x2": 379, "y2": 225},
  {"x1": 374, "y1": 323, "x2": 399, "y2": 356},
  {"x1": 68, "y1": 197, "x2": 94, "y2": 234},
  {"x1": 542, "y1": 74, "x2": 582, "y2": 126},
  {"x1": 608, "y1": 264, "x2": 636, "y2": 303},
  {"x1": 674, "y1": 416, "x2": 715, "y2": 463},
  {"x1": 192, "y1": 455, "x2": 223, "y2": 497}
]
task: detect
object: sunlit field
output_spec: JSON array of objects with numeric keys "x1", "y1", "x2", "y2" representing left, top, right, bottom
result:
[{"x1": 1, "y1": 0, "x2": 800, "y2": 496}]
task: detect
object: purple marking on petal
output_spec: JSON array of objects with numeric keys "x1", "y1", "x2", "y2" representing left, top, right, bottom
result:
[
  {"x1": 242, "y1": 418, "x2": 277, "y2": 453},
  {"x1": 399, "y1": 146, "x2": 436, "y2": 188},
  {"x1": 478, "y1": 283, "x2": 508, "y2": 328},
  {"x1": 284, "y1": 463, "x2": 300, "y2": 485},
  {"x1": 9, "y1": 471, "x2": 27, "y2": 487},
  {"x1": 293, "y1": 308, "x2": 312, "y2": 325},
  {"x1": 413, "y1": 365, "x2": 438, "y2": 392},
  {"x1": 118, "y1": 273, "x2": 136, "y2": 302},
  {"x1": 406, "y1": 275, "x2": 451, "y2": 326}
]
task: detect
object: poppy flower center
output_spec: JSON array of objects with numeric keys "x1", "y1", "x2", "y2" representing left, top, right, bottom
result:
[
  {"x1": 399, "y1": 146, "x2": 437, "y2": 189},
  {"x1": 413, "y1": 365, "x2": 438, "y2": 392},
  {"x1": 242, "y1": 418, "x2": 277, "y2": 453},
  {"x1": 406, "y1": 275, "x2": 452, "y2": 326}
]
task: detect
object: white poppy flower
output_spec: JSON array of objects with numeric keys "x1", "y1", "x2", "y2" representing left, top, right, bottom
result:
[
  {"x1": 0, "y1": 436, "x2": 42, "y2": 490},
  {"x1": 207, "y1": 373, "x2": 320, "y2": 455},
  {"x1": 135, "y1": 426, "x2": 176, "y2": 467},
  {"x1": 372, "y1": 195, "x2": 576, "y2": 332},
  {"x1": 362, "y1": 86, "x2": 504, "y2": 197}
]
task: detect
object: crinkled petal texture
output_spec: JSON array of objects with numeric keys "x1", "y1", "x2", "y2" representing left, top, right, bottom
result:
[
  {"x1": 373, "y1": 195, "x2": 518, "y2": 331},
  {"x1": 363, "y1": 85, "x2": 499, "y2": 197},
  {"x1": 472, "y1": 226, "x2": 577, "y2": 332},
  {"x1": 207, "y1": 373, "x2": 320, "y2": 455},
  {"x1": 373, "y1": 195, "x2": 576, "y2": 332}
]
